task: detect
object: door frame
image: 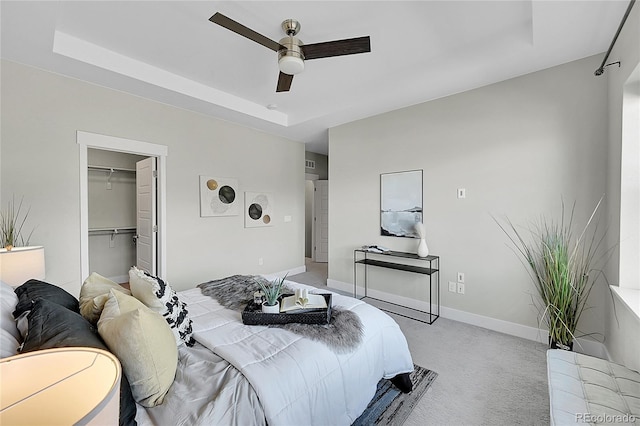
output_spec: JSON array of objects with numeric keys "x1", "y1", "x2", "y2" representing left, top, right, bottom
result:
[
  {"x1": 77, "y1": 131, "x2": 168, "y2": 283},
  {"x1": 305, "y1": 173, "x2": 319, "y2": 261},
  {"x1": 314, "y1": 179, "x2": 329, "y2": 263}
]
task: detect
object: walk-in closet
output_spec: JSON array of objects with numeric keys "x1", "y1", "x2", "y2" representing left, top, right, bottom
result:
[{"x1": 87, "y1": 149, "x2": 147, "y2": 283}]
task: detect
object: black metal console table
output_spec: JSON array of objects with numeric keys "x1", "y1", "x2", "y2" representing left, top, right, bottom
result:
[{"x1": 353, "y1": 249, "x2": 440, "y2": 324}]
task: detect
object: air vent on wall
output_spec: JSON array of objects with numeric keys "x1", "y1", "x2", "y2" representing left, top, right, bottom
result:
[{"x1": 305, "y1": 159, "x2": 316, "y2": 169}]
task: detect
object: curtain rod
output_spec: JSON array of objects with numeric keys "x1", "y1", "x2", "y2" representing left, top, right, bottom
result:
[{"x1": 595, "y1": 0, "x2": 636, "y2": 76}]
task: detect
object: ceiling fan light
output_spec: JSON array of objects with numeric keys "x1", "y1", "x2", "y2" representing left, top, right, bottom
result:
[{"x1": 278, "y1": 55, "x2": 304, "y2": 75}]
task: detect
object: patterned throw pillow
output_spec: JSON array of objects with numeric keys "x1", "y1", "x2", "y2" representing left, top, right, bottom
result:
[{"x1": 128, "y1": 266, "x2": 195, "y2": 347}]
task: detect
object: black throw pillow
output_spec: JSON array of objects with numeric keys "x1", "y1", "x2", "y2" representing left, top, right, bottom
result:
[
  {"x1": 13, "y1": 279, "x2": 80, "y2": 318},
  {"x1": 20, "y1": 298, "x2": 137, "y2": 425}
]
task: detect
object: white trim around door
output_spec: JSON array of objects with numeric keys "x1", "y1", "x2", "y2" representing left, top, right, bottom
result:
[{"x1": 77, "y1": 131, "x2": 168, "y2": 283}]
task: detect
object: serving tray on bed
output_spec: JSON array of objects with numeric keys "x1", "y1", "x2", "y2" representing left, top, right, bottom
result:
[{"x1": 242, "y1": 293, "x2": 332, "y2": 325}]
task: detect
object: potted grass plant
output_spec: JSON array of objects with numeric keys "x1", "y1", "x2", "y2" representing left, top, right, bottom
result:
[
  {"x1": 1, "y1": 196, "x2": 34, "y2": 250},
  {"x1": 497, "y1": 198, "x2": 609, "y2": 350},
  {"x1": 257, "y1": 274, "x2": 288, "y2": 314}
]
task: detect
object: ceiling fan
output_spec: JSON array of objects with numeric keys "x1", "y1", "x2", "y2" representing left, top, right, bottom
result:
[{"x1": 209, "y1": 12, "x2": 371, "y2": 93}]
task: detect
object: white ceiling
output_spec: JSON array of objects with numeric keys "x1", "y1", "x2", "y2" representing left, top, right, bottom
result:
[{"x1": 0, "y1": 1, "x2": 629, "y2": 154}]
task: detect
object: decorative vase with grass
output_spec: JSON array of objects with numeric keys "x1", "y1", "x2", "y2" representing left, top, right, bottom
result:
[
  {"x1": 496, "y1": 197, "x2": 611, "y2": 351},
  {"x1": 257, "y1": 274, "x2": 287, "y2": 314}
]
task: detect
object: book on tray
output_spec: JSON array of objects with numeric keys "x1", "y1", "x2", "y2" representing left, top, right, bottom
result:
[{"x1": 280, "y1": 289, "x2": 327, "y2": 312}]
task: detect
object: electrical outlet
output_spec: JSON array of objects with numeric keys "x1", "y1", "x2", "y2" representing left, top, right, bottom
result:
[
  {"x1": 457, "y1": 283, "x2": 465, "y2": 294},
  {"x1": 109, "y1": 236, "x2": 115, "y2": 248},
  {"x1": 457, "y1": 272, "x2": 465, "y2": 283},
  {"x1": 258, "y1": 258, "x2": 264, "y2": 266},
  {"x1": 106, "y1": 182, "x2": 112, "y2": 190},
  {"x1": 448, "y1": 281, "x2": 457, "y2": 293}
]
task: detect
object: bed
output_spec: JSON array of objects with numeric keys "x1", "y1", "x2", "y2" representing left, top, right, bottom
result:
[{"x1": 1, "y1": 269, "x2": 414, "y2": 426}]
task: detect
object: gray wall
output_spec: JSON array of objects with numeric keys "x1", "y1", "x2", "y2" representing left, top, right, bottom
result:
[
  {"x1": 305, "y1": 152, "x2": 328, "y2": 180},
  {"x1": 329, "y1": 55, "x2": 610, "y2": 339},
  {"x1": 1, "y1": 60, "x2": 305, "y2": 296}
]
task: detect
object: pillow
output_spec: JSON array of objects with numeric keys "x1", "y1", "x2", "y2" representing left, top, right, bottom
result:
[
  {"x1": 98, "y1": 290, "x2": 178, "y2": 407},
  {"x1": 128, "y1": 266, "x2": 195, "y2": 347},
  {"x1": 0, "y1": 281, "x2": 21, "y2": 357},
  {"x1": 13, "y1": 279, "x2": 79, "y2": 318},
  {"x1": 19, "y1": 298, "x2": 137, "y2": 426},
  {"x1": 79, "y1": 272, "x2": 131, "y2": 324}
]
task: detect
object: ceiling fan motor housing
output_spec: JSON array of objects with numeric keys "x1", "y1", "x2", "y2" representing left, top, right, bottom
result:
[{"x1": 278, "y1": 35, "x2": 305, "y2": 75}]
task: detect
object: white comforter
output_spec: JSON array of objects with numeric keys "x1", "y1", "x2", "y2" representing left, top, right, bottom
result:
[{"x1": 139, "y1": 281, "x2": 413, "y2": 425}]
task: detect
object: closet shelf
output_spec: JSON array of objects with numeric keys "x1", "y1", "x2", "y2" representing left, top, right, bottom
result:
[
  {"x1": 88, "y1": 165, "x2": 136, "y2": 173},
  {"x1": 88, "y1": 227, "x2": 136, "y2": 236}
]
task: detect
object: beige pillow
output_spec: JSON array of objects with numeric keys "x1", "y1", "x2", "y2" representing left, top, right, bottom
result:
[
  {"x1": 79, "y1": 272, "x2": 131, "y2": 324},
  {"x1": 128, "y1": 266, "x2": 195, "y2": 347},
  {"x1": 97, "y1": 289, "x2": 177, "y2": 407}
]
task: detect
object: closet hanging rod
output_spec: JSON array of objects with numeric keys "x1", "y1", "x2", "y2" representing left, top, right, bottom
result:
[
  {"x1": 88, "y1": 227, "x2": 137, "y2": 236},
  {"x1": 594, "y1": 0, "x2": 635, "y2": 76},
  {"x1": 88, "y1": 165, "x2": 136, "y2": 173}
]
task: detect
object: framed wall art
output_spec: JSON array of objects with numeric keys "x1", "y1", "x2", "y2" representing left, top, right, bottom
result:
[
  {"x1": 244, "y1": 191, "x2": 273, "y2": 228},
  {"x1": 380, "y1": 169, "x2": 423, "y2": 238},
  {"x1": 199, "y1": 176, "x2": 239, "y2": 217}
]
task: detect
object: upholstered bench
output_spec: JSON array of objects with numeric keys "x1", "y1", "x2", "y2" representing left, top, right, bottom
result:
[{"x1": 547, "y1": 349, "x2": 640, "y2": 425}]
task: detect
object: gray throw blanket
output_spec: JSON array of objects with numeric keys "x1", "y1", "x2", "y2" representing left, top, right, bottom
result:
[{"x1": 198, "y1": 275, "x2": 363, "y2": 353}]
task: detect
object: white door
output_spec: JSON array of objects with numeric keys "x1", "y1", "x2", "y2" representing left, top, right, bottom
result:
[
  {"x1": 136, "y1": 157, "x2": 157, "y2": 275},
  {"x1": 314, "y1": 180, "x2": 329, "y2": 263}
]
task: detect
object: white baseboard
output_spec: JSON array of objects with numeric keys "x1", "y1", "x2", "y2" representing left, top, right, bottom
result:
[
  {"x1": 327, "y1": 278, "x2": 609, "y2": 359},
  {"x1": 262, "y1": 265, "x2": 306, "y2": 281}
]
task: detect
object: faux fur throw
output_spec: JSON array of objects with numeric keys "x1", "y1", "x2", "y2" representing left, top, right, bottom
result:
[{"x1": 197, "y1": 275, "x2": 363, "y2": 354}]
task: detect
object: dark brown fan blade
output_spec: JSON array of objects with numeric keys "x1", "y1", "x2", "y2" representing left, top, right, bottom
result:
[
  {"x1": 209, "y1": 12, "x2": 283, "y2": 52},
  {"x1": 276, "y1": 72, "x2": 294, "y2": 92},
  {"x1": 302, "y1": 36, "x2": 371, "y2": 60}
]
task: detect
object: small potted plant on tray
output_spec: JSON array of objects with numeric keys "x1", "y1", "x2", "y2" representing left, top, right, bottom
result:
[{"x1": 257, "y1": 274, "x2": 287, "y2": 314}]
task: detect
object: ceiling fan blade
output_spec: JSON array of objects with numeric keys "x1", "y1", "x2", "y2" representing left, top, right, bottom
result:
[
  {"x1": 209, "y1": 12, "x2": 283, "y2": 52},
  {"x1": 276, "y1": 72, "x2": 294, "y2": 92},
  {"x1": 302, "y1": 36, "x2": 371, "y2": 60}
]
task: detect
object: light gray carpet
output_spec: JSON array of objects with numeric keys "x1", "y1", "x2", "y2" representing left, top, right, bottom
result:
[{"x1": 289, "y1": 260, "x2": 550, "y2": 426}]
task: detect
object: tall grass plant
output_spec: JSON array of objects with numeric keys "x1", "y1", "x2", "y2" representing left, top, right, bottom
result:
[
  {"x1": 497, "y1": 198, "x2": 610, "y2": 348},
  {"x1": 1, "y1": 196, "x2": 34, "y2": 249}
]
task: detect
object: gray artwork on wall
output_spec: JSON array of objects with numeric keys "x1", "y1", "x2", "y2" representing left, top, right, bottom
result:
[
  {"x1": 199, "y1": 176, "x2": 239, "y2": 217},
  {"x1": 244, "y1": 191, "x2": 273, "y2": 228},
  {"x1": 380, "y1": 170, "x2": 423, "y2": 238}
]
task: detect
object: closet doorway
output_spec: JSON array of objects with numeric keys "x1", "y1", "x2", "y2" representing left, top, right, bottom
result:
[
  {"x1": 78, "y1": 131, "x2": 168, "y2": 285},
  {"x1": 87, "y1": 150, "x2": 153, "y2": 283}
]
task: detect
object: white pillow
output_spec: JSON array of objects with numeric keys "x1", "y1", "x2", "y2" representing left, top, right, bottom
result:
[
  {"x1": 97, "y1": 290, "x2": 177, "y2": 407},
  {"x1": 79, "y1": 272, "x2": 131, "y2": 324},
  {"x1": 0, "y1": 281, "x2": 20, "y2": 357},
  {"x1": 128, "y1": 266, "x2": 195, "y2": 347}
]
